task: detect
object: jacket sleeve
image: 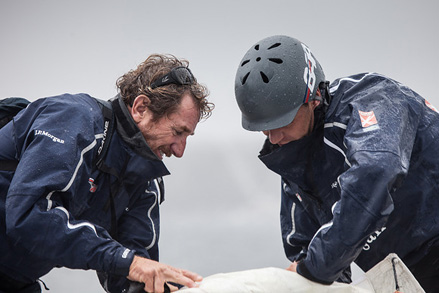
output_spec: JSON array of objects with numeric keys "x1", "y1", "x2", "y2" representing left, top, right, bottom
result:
[
  {"x1": 297, "y1": 88, "x2": 419, "y2": 283},
  {"x1": 5, "y1": 99, "x2": 135, "y2": 276}
]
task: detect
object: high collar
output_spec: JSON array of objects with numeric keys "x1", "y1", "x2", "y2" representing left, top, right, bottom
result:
[
  {"x1": 258, "y1": 107, "x2": 327, "y2": 194},
  {"x1": 259, "y1": 126, "x2": 324, "y2": 189},
  {"x1": 110, "y1": 94, "x2": 161, "y2": 162}
]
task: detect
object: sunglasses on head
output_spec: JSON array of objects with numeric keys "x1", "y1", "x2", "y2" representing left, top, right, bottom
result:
[{"x1": 149, "y1": 66, "x2": 195, "y2": 89}]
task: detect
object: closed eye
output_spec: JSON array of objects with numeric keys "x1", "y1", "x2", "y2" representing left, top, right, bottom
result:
[{"x1": 174, "y1": 126, "x2": 194, "y2": 136}]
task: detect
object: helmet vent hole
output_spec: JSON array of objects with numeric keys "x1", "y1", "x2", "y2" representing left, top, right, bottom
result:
[
  {"x1": 241, "y1": 59, "x2": 250, "y2": 67},
  {"x1": 269, "y1": 58, "x2": 283, "y2": 64},
  {"x1": 260, "y1": 72, "x2": 269, "y2": 83},
  {"x1": 242, "y1": 72, "x2": 250, "y2": 85},
  {"x1": 268, "y1": 43, "x2": 281, "y2": 50},
  {"x1": 255, "y1": 45, "x2": 260, "y2": 50}
]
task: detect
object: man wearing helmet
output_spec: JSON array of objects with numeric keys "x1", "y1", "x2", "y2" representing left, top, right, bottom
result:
[{"x1": 235, "y1": 35, "x2": 439, "y2": 291}]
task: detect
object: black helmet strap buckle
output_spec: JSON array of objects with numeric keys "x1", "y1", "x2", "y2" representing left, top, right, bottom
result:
[{"x1": 318, "y1": 81, "x2": 331, "y2": 107}]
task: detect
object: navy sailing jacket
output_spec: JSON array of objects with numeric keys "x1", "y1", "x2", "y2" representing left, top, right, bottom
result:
[
  {"x1": 0, "y1": 93, "x2": 169, "y2": 288},
  {"x1": 259, "y1": 73, "x2": 439, "y2": 284}
]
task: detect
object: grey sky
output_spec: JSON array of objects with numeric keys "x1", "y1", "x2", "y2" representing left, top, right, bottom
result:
[{"x1": 1, "y1": 0, "x2": 438, "y2": 291}]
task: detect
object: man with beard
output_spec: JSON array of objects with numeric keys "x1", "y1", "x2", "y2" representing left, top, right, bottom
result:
[{"x1": 0, "y1": 54, "x2": 213, "y2": 293}]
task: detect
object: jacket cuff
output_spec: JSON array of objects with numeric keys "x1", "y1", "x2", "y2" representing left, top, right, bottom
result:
[
  {"x1": 112, "y1": 248, "x2": 136, "y2": 276},
  {"x1": 296, "y1": 261, "x2": 333, "y2": 285}
]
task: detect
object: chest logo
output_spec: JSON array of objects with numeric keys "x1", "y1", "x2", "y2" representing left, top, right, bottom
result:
[{"x1": 88, "y1": 178, "x2": 97, "y2": 193}]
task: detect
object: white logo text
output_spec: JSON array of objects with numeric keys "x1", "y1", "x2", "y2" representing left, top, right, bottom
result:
[
  {"x1": 363, "y1": 227, "x2": 386, "y2": 251},
  {"x1": 34, "y1": 130, "x2": 65, "y2": 144},
  {"x1": 301, "y1": 43, "x2": 317, "y2": 102},
  {"x1": 97, "y1": 120, "x2": 109, "y2": 155}
]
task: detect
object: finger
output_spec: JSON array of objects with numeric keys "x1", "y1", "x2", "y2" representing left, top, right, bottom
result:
[
  {"x1": 165, "y1": 272, "x2": 198, "y2": 289},
  {"x1": 154, "y1": 273, "x2": 166, "y2": 293},
  {"x1": 286, "y1": 261, "x2": 298, "y2": 272},
  {"x1": 144, "y1": 281, "x2": 154, "y2": 293},
  {"x1": 181, "y1": 269, "x2": 203, "y2": 282}
]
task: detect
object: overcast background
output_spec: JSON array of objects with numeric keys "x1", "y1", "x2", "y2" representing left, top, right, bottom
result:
[{"x1": 1, "y1": 0, "x2": 438, "y2": 292}]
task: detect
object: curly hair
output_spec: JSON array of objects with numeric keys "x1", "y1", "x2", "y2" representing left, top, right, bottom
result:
[{"x1": 116, "y1": 54, "x2": 213, "y2": 121}]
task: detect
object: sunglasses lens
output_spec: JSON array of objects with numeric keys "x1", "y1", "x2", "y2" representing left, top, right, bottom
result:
[
  {"x1": 150, "y1": 67, "x2": 195, "y2": 89},
  {"x1": 173, "y1": 67, "x2": 194, "y2": 85}
]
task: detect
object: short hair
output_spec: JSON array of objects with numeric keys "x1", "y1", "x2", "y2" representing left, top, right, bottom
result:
[{"x1": 116, "y1": 54, "x2": 213, "y2": 121}]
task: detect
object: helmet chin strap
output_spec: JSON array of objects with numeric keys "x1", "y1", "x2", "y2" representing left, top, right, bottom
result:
[
  {"x1": 318, "y1": 81, "x2": 332, "y2": 107},
  {"x1": 311, "y1": 81, "x2": 331, "y2": 131}
]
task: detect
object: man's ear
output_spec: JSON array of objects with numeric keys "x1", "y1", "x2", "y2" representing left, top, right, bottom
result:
[
  {"x1": 310, "y1": 99, "x2": 321, "y2": 110},
  {"x1": 131, "y1": 95, "x2": 151, "y2": 123}
]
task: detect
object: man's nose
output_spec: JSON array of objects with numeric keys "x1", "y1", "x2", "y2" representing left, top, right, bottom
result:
[
  {"x1": 171, "y1": 137, "x2": 187, "y2": 158},
  {"x1": 266, "y1": 129, "x2": 283, "y2": 145}
]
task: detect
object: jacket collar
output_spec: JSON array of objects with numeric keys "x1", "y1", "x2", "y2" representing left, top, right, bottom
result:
[
  {"x1": 258, "y1": 108, "x2": 327, "y2": 194},
  {"x1": 110, "y1": 94, "x2": 161, "y2": 162},
  {"x1": 259, "y1": 126, "x2": 324, "y2": 189}
]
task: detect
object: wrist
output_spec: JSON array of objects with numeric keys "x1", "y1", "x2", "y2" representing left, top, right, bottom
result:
[{"x1": 113, "y1": 248, "x2": 135, "y2": 276}]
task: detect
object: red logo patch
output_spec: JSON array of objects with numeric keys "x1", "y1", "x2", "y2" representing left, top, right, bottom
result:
[
  {"x1": 88, "y1": 178, "x2": 97, "y2": 193},
  {"x1": 425, "y1": 99, "x2": 438, "y2": 113},
  {"x1": 359, "y1": 110, "x2": 378, "y2": 128}
]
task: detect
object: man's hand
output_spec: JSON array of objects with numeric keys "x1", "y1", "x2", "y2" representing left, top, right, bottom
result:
[
  {"x1": 286, "y1": 261, "x2": 298, "y2": 273},
  {"x1": 128, "y1": 256, "x2": 202, "y2": 292}
]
